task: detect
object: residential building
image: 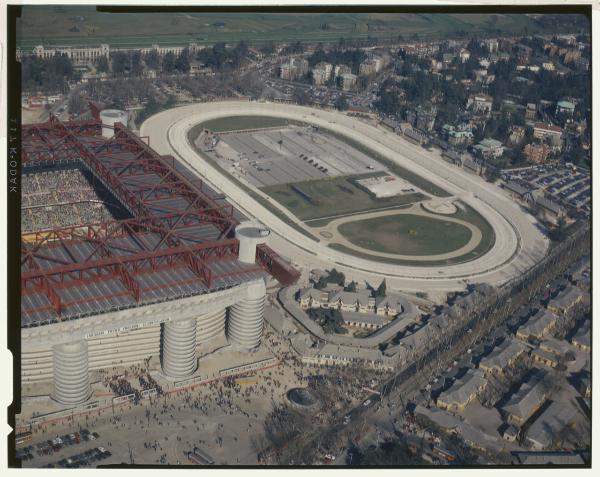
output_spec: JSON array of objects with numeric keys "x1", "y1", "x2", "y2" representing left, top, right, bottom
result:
[
  {"x1": 516, "y1": 309, "x2": 559, "y2": 341},
  {"x1": 571, "y1": 321, "x2": 590, "y2": 352},
  {"x1": 467, "y1": 94, "x2": 494, "y2": 116},
  {"x1": 555, "y1": 100, "x2": 576, "y2": 116},
  {"x1": 526, "y1": 400, "x2": 580, "y2": 450},
  {"x1": 515, "y1": 44, "x2": 532, "y2": 65},
  {"x1": 478, "y1": 339, "x2": 528, "y2": 375},
  {"x1": 531, "y1": 348, "x2": 561, "y2": 368},
  {"x1": 473, "y1": 138, "x2": 504, "y2": 160},
  {"x1": 533, "y1": 123, "x2": 563, "y2": 148},
  {"x1": 508, "y1": 125, "x2": 526, "y2": 145},
  {"x1": 279, "y1": 62, "x2": 294, "y2": 80},
  {"x1": 436, "y1": 369, "x2": 487, "y2": 413},
  {"x1": 547, "y1": 286, "x2": 583, "y2": 315},
  {"x1": 312, "y1": 67, "x2": 328, "y2": 86},
  {"x1": 523, "y1": 143, "x2": 551, "y2": 164},
  {"x1": 314, "y1": 61, "x2": 332, "y2": 80},
  {"x1": 334, "y1": 64, "x2": 351, "y2": 78},
  {"x1": 340, "y1": 73, "x2": 357, "y2": 91},
  {"x1": 459, "y1": 49, "x2": 471, "y2": 63},
  {"x1": 502, "y1": 370, "x2": 548, "y2": 426},
  {"x1": 525, "y1": 103, "x2": 537, "y2": 120},
  {"x1": 541, "y1": 62, "x2": 555, "y2": 71},
  {"x1": 415, "y1": 105, "x2": 437, "y2": 132}
]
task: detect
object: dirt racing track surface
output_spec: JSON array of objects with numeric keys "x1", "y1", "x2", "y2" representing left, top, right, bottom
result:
[{"x1": 141, "y1": 101, "x2": 549, "y2": 293}]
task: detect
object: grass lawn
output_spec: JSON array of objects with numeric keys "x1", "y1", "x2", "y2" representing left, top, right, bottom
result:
[
  {"x1": 198, "y1": 115, "x2": 293, "y2": 132},
  {"x1": 328, "y1": 201, "x2": 497, "y2": 266},
  {"x1": 261, "y1": 175, "x2": 426, "y2": 222},
  {"x1": 337, "y1": 214, "x2": 473, "y2": 256},
  {"x1": 17, "y1": 8, "x2": 550, "y2": 49}
]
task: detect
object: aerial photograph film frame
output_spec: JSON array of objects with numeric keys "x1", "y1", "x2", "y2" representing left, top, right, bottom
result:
[{"x1": 3, "y1": 0, "x2": 594, "y2": 472}]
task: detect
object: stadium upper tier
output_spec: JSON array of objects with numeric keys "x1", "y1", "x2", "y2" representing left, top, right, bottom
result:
[{"x1": 20, "y1": 115, "x2": 298, "y2": 327}]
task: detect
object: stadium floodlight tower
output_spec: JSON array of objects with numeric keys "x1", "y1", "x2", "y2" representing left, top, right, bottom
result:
[{"x1": 227, "y1": 222, "x2": 271, "y2": 350}]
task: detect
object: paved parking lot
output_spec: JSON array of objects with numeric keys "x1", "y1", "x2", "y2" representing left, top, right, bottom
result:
[{"x1": 213, "y1": 126, "x2": 385, "y2": 187}]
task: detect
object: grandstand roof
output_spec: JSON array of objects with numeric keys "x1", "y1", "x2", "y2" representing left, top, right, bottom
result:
[{"x1": 20, "y1": 114, "x2": 299, "y2": 327}]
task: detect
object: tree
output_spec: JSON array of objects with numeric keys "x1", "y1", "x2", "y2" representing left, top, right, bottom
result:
[
  {"x1": 111, "y1": 51, "x2": 130, "y2": 75},
  {"x1": 145, "y1": 50, "x2": 160, "y2": 70},
  {"x1": 68, "y1": 92, "x2": 86, "y2": 115},
  {"x1": 334, "y1": 94, "x2": 349, "y2": 111},
  {"x1": 375, "y1": 279, "x2": 386, "y2": 297},
  {"x1": 162, "y1": 52, "x2": 176, "y2": 73},
  {"x1": 344, "y1": 281, "x2": 357, "y2": 292},
  {"x1": 175, "y1": 48, "x2": 190, "y2": 73},
  {"x1": 293, "y1": 89, "x2": 311, "y2": 106},
  {"x1": 95, "y1": 56, "x2": 109, "y2": 74}
]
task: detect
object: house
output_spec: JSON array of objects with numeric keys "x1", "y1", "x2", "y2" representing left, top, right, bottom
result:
[
  {"x1": 524, "y1": 103, "x2": 537, "y2": 120},
  {"x1": 541, "y1": 62, "x2": 555, "y2": 72},
  {"x1": 571, "y1": 321, "x2": 590, "y2": 352},
  {"x1": 442, "y1": 150, "x2": 463, "y2": 166},
  {"x1": 523, "y1": 143, "x2": 551, "y2": 164},
  {"x1": 573, "y1": 369, "x2": 591, "y2": 399},
  {"x1": 531, "y1": 348, "x2": 560, "y2": 368},
  {"x1": 525, "y1": 400, "x2": 580, "y2": 450},
  {"x1": 503, "y1": 424, "x2": 520, "y2": 442},
  {"x1": 375, "y1": 294, "x2": 404, "y2": 316},
  {"x1": 502, "y1": 370, "x2": 548, "y2": 426},
  {"x1": 298, "y1": 288, "x2": 328, "y2": 309},
  {"x1": 342, "y1": 312, "x2": 388, "y2": 330},
  {"x1": 436, "y1": 369, "x2": 487, "y2": 413},
  {"x1": 547, "y1": 286, "x2": 583, "y2": 315},
  {"x1": 516, "y1": 309, "x2": 559, "y2": 341},
  {"x1": 508, "y1": 125, "x2": 526, "y2": 145},
  {"x1": 533, "y1": 123, "x2": 563, "y2": 148},
  {"x1": 467, "y1": 94, "x2": 493, "y2": 116},
  {"x1": 473, "y1": 138, "x2": 504, "y2": 160},
  {"x1": 478, "y1": 339, "x2": 528, "y2": 375},
  {"x1": 403, "y1": 127, "x2": 426, "y2": 145},
  {"x1": 555, "y1": 100, "x2": 576, "y2": 116}
]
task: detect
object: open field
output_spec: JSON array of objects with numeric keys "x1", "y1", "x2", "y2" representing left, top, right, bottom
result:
[
  {"x1": 262, "y1": 175, "x2": 426, "y2": 222},
  {"x1": 199, "y1": 115, "x2": 292, "y2": 133},
  {"x1": 328, "y1": 201, "x2": 496, "y2": 266},
  {"x1": 17, "y1": 7, "x2": 552, "y2": 49},
  {"x1": 338, "y1": 213, "x2": 473, "y2": 256}
]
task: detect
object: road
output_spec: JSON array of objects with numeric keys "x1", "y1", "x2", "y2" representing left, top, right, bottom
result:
[{"x1": 141, "y1": 101, "x2": 548, "y2": 293}]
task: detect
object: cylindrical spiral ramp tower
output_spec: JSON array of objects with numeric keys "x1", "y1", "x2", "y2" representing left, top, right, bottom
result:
[
  {"x1": 235, "y1": 221, "x2": 270, "y2": 263},
  {"x1": 51, "y1": 341, "x2": 91, "y2": 405},
  {"x1": 226, "y1": 279, "x2": 267, "y2": 350},
  {"x1": 196, "y1": 308, "x2": 227, "y2": 345},
  {"x1": 100, "y1": 109, "x2": 128, "y2": 138},
  {"x1": 161, "y1": 318, "x2": 198, "y2": 379}
]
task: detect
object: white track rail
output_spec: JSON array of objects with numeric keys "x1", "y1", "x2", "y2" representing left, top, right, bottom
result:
[{"x1": 141, "y1": 101, "x2": 549, "y2": 293}]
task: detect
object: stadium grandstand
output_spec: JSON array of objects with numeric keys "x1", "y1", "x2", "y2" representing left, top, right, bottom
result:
[{"x1": 19, "y1": 110, "x2": 300, "y2": 406}]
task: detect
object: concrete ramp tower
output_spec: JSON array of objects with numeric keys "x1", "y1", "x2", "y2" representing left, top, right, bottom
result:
[{"x1": 227, "y1": 279, "x2": 267, "y2": 350}]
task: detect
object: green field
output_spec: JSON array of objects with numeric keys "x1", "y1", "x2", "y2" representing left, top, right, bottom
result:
[
  {"x1": 16, "y1": 7, "x2": 553, "y2": 49},
  {"x1": 199, "y1": 115, "x2": 292, "y2": 132},
  {"x1": 262, "y1": 175, "x2": 426, "y2": 222},
  {"x1": 328, "y1": 201, "x2": 496, "y2": 266},
  {"x1": 337, "y1": 214, "x2": 472, "y2": 256}
]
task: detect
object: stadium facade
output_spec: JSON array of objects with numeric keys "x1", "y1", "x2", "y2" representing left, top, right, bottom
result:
[{"x1": 20, "y1": 110, "x2": 299, "y2": 405}]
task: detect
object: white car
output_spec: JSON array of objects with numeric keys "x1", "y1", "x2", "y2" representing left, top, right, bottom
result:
[{"x1": 363, "y1": 399, "x2": 371, "y2": 407}]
